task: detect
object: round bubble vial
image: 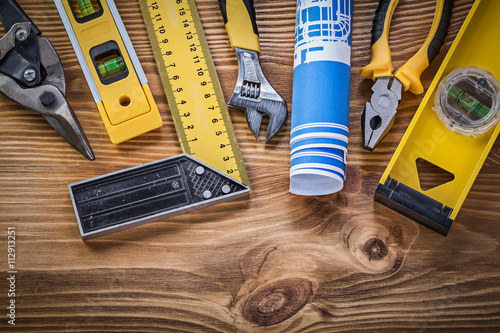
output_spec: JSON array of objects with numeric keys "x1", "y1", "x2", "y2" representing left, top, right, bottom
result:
[{"x1": 434, "y1": 66, "x2": 500, "y2": 137}]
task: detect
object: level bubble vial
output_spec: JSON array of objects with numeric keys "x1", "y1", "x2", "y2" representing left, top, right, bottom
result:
[
  {"x1": 98, "y1": 56, "x2": 126, "y2": 78},
  {"x1": 70, "y1": 0, "x2": 99, "y2": 18},
  {"x1": 434, "y1": 66, "x2": 500, "y2": 137},
  {"x1": 77, "y1": 0, "x2": 95, "y2": 16}
]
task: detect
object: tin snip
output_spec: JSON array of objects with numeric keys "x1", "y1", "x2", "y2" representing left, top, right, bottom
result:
[
  {"x1": 360, "y1": 0, "x2": 453, "y2": 151},
  {"x1": 0, "y1": 0, "x2": 94, "y2": 160},
  {"x1": 218, "y1": 0, "x2": 288, "y2": 142}
]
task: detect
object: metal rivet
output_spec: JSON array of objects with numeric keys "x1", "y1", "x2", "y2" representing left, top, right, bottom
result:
[
  {"x1": 195, "y1": 166, "x2": 205, "y2": 175},
  {"x1": 202, "y1": 190, "x2": 212, "y2": 199},
  {"x1": 15, "y1": 28, "x2": 28, "y2": 42},
  {"x1": 23, "y1": 68, "x2": 37, "y2": 82},
  {"x1": 221, "y1": 185, "x2": 231, "y2": 194}
]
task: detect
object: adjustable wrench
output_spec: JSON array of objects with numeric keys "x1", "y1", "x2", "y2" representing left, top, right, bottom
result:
[{"x1": 218, "y1": 0, "x2": 288, "y2": 142}]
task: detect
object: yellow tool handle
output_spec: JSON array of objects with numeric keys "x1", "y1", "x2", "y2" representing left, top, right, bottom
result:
[
  {"x1": 395, "y1": 0, "x2": 453, "y2": 94},
  {"x1": 218, "y1": 0, "x2": 260, "y2": 52},
  {"x1": 359, "y1": 0, "x2": 399, "y2": 80}
]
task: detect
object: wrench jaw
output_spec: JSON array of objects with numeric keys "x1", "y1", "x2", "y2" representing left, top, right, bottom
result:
[
  {"x1": 229, "y1": 47, "x2": 288, "y2": 142},
  {"x1": 241, "y1": 99, "x2": 288, "y2": 141}
]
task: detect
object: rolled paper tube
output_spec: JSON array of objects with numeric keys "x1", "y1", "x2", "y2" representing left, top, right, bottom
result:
[
  {"x1": 290, "y1": 0, "x2": 353, "y2": 196},
  {"x1": 290, "y1": 137, "x2": 347, "y2": 155},
  {"x1": 290, "y1": 147, "x2": 346, "y2": 196}
]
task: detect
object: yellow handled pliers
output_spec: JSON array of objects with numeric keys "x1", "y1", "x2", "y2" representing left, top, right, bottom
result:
[{"x1": 360, "y1": 0, "x2": 453, "y2": 151}]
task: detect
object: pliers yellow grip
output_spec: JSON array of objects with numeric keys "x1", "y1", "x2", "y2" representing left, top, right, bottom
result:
[
  {"x1": 360, "y1": 0, "x2": 453, "y2": 94},
  {"x1": 360, "y1": 0, "x2": 453, "y2": 151}
]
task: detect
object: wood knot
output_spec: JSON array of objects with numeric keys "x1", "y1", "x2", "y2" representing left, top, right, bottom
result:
[
  {"x1": 362, "y1": 238, "x2": 389, "y2": 261},
  {"x1": 341, "y1": 216, "x2": 409, "y2": 273},
  {"x1": 242, "y1": 278, "x2": 313, "y2": 326}
]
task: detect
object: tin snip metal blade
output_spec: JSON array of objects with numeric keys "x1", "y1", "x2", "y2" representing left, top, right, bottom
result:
[
  {"x1": 0, "y1": 0, "x2": 94, "y2": 160},
  {"x1": 218, "y1": 0, "x2": 288, "y2": 142}
]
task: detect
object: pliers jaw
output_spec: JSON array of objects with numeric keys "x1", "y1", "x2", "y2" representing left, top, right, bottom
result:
[
  {"x1": 361, "y1": 76, "x2": 402, "y2": 151},
  {"x1": 0, "y1": 1, "x2": 94, "y2": 160}
]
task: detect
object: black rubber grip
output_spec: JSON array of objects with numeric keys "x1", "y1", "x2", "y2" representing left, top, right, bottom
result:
[
  {"x1": 217, "y1": 0, "x2": 259, "y2": 36},
  {"x1": 370, "y1": 0, "x2": 392, "y2": 46},
  {"x1": 427, "y1": 0, "x2": 453, "y2": 64}
]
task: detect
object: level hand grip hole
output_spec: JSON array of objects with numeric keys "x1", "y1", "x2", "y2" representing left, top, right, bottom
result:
[
  {"x1": 120, "y1": 96, "x2": 131, "y2": 107},
  {"x1": 416, "y1": 158, "x2": 455, "y2": 191}
]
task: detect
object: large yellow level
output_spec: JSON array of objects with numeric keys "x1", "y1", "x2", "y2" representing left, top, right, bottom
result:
[
  {"x1": 376, "y1": 0, "x2": 500, "y2": 236},
  {"x1": 54, "y1": 0, "x2": 163, "y2": 144},
  {"x1": 138, "y1": 0, "x2": 249, "y2": 186}
]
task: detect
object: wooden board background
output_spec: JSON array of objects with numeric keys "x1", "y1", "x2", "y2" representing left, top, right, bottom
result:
[{"x1": 2, "y1": 0, "x2": 500, "y2": 332}]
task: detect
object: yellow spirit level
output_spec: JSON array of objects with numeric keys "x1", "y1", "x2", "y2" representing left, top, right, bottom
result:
[
  {"x1": 375, "y1": 0, "x2": 500, "y2": 236},
  {"x1": 54, "y1": 0, "x2": 163, "y2": 144}
]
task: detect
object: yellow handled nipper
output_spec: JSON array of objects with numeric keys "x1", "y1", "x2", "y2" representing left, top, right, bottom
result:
[{"x1": 360, "y1": 0, "x2": 453, "y2": 151}]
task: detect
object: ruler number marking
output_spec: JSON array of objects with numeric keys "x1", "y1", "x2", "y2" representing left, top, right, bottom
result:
[
  {"x1": 157, "y1": 25, "x2": 166, "y2": 34},
  {"x1": 142, "y1": 0, "x2": 247, "y2": 184}
]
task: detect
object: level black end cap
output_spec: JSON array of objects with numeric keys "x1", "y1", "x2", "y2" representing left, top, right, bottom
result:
[{"x1": 374, "y1": 178, "x2": 454, "y2": 236}]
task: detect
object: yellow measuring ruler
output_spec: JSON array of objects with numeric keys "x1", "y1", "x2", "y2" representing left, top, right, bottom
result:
[{"x1": 138, "y1": 0, "x2": 249, "y2": 186}]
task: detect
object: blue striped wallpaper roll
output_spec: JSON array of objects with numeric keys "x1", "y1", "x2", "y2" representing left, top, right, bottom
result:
[{"x1": 290, "y1": 0, "x2": 353, "y2": 196}]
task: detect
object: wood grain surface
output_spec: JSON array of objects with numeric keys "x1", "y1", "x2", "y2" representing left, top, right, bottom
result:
[{"x1": 2, "y1": 0, "x2": 500, "y2": 332}]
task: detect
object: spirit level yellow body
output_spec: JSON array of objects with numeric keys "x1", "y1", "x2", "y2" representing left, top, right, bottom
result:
[
  {"x1": 55, "y1": 0, "x2": 163, "y2": 144},
  {"x1": 376, "y1": 0, "x2": 500, "y2": 235}
]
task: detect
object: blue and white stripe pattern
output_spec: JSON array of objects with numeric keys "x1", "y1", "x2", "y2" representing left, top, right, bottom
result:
[{"x1": 290, "y1": 0, "x2": 353, "y2": 196}]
